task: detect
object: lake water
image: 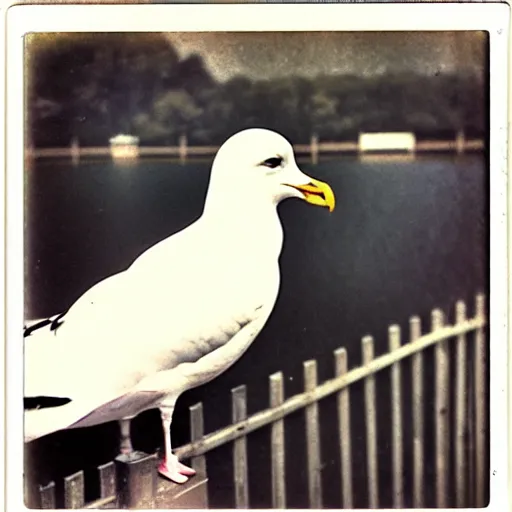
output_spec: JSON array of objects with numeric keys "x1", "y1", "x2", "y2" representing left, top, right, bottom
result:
[{"x1": 24, "y1": 153, "x2": 488, "y2": 508}]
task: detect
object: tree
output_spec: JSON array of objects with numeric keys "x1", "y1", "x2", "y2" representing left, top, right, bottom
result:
[
  {"x1": 133, "y1": 90, "x2": 203, "y2": 144},
  {"x1": 310, "y1": 91, "x2": 339, "y2": 139},
  {"x1": 27, "y1": 33, "x2": 184, "y2": 146},
  {"x1": 178, "y1": 54, "x2": 215, "y2": 95},
  {"x1": 27, "y1": 33, "x2": 486, "y2": 147}
]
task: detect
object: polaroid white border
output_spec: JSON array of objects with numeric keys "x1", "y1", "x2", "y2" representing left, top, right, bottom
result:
[
  {"x1": 4, "y1": 3, "x2": 510, "y2": 511},
  {"x1": 1, "y1": 4, "x2": 7, "y2": 512}
]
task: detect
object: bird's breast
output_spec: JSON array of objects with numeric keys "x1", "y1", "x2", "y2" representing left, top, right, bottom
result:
[{"x1": 141, "y1": 259, "x2": 280, "y2": 373}]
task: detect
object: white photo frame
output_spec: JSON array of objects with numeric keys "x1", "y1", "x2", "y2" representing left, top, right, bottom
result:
[{"x1": 3, "y1": 3, "x2": 510, "y2": 511}]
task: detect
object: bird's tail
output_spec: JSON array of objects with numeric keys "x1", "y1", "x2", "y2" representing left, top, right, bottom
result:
[
  {"x1": 24, "y1": 310, "x2": 68, "y2": 338},
  {"x1": 24, "y1": 399, "x2": 83, "y2": 443}
]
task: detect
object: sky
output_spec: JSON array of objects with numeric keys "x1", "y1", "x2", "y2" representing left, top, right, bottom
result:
[{"x1": 166, "y1": 31, "x2": 486, "y2": 82}]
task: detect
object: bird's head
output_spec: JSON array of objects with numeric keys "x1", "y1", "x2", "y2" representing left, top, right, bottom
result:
[{"x1": 207, "y1": 128, "x2": 335, "y2": 213}]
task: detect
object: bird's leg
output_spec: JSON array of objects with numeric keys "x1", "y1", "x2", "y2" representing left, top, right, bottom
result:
[
  {"x1": 158, "y1": 404, "x2": 196, "y2": 484},
  {"x1": 118, "y1": 416, "x2": 135, "y2": 455}
]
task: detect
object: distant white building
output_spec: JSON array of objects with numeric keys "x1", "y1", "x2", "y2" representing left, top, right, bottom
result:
[
  {"x1": 109, "y1": 134, "x2": 140, "y2": 160},
  {"x1": 359, "y1": 132, "x2": 416, "y2": 153}
]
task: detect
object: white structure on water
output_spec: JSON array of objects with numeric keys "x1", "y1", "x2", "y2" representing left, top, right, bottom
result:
[
  {"x1": 359, "y1": 132, "x2": 416, "y2": 153},
  {"x1": 109, "y1": 134, "x2": 140, "y2": 160}
]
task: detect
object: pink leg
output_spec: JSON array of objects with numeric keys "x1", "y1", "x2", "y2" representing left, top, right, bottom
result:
[
  {"x1": 158, "y1": 404, "x2": 196, "y2": 484},
  {"x1": 119, "y1": 417, "x2": 134, "y2": 455}
]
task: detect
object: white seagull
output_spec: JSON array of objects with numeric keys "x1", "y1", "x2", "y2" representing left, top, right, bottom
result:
[{"x1": 24, "y1": 128, "x2": 335, "y2": 484}]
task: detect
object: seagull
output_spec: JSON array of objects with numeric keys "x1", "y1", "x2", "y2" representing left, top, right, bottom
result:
[{"x1": 24, "y1": 128, "x2": 335, "y2": 484}]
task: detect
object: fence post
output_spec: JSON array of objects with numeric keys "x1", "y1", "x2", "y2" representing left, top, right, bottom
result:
[
  {"x1": 115, "y1": 451, "x2": 158, "y2": 509},
  {"x1": 304, "y1": 360, "x2": 323, "y2": 509},
  {"x1": 98, "y1": 462, "x2": 117, "y2": 506},
  {"x1": 310, "y1": 134, "x2": 319, "y2": 164},
  {"x1": 71, "y1": 137, "x2": 80, "y2": 165},
  {"x1": 179, "y1": 135, "x2": 188, "y2": 164},
  {"x1": 410, "y1": 316, "x2": 425, "y2": 508},
  {"x1": 389, "y1": 325, "x2": 404, "y2": 508},
  {"x1": 456, "y1": 130, "x2": 465, "y2": 154},
  {"x1": 269, "y1": 373, "x2": 286, "y2": 509},
  {"x1": 190, "y1": 403, "x2": 207, "y2": 476},
  {"x1": 334, "y1": 348, "x2": 353, "y2": 509},
  {"x1": 467, "y1": 371, "x2": 476, "y2": 507},
  {"x1": 433, "y1": 309, "x2": 449, "y2": 508},
  {"x1": 455, "y1": 301, "x2": 468, "y2": 508},
  {"x1": 64, "y1": 471, "x2": 85, "y2": 509},
  {"x1": 39, "y1": 482, "x2": 56, "y2": 509},
  {"x1": 474, "y1": 294, "x2": 487, "y2": 507},
  {"x1": 362, "y1": 336, "x2": 379, "y2": 509},
  {"x1": 232, "y1": 385, "x2": 249, "y2": 508}
]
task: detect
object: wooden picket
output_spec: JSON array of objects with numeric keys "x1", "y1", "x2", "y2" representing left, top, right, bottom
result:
[
  {"x1": 434, "y1": 309, "x2": 449, "y2": 507},
  {"x1": 269, "y1": 372, "x2": 286, "y2": 509},
  {"x1": 39, "y1": 482, "x2": 56, "y2": 509},
  {"x1": 389, "y1": 325, "x2": 404, "y2": 508},
  {"x1": 410, "y1": 315, "x2": 425, "y2": 508},
  {"x1": 304, "y1": 360, "x2": 323, "y2": 508},
  {"x1": 455, "y1": 301, "x2": 468, "y2": 508},
  {"x1": 334, "y1": 347, "x2": 353, "y2": 508},
  {"x1": 232, "y1": 385, "x2": 249, "y2": 508},
  {"x1": 64, "y1": 471, "x2": 85, "y2": 509},
  {"x1": 362, "y1": 336, "x2": 379, "y2": 508},
  {"x1": 474, "y1": 295, "x2": 487, "y2": 508}
]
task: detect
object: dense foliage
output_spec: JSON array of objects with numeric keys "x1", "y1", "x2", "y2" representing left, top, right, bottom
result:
[{"x1": 27, "y1": 34, "x2": 486, "y2": 147}]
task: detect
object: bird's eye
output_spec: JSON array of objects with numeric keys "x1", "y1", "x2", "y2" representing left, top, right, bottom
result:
[{"x1": 261, "y1": 156, "x2": 283, "y2": 169}]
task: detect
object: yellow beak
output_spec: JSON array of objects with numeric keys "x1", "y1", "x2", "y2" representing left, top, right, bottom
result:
[{"x1": 286, "y1": 178, "x2": 335, "y2": 212}]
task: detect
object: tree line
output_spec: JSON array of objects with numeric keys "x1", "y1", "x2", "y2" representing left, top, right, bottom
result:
[{"x1": 27, "y1": 34, "x2": 486, "y2": 148}]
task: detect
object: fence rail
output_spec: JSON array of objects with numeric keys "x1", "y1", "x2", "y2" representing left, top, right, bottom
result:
[
  {"x1": 31, "y1": 294, "x2": 488, "y2": 509},
  {"x1": 26, "y1": 132, "x2": 485, "y2": 165}
]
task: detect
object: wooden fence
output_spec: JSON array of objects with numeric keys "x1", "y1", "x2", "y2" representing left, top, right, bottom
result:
[
  {"x1": 26, "y1": 132, "x2": 485, "y2": 165},
  {"x1": 29, "y1": 294, "x2": 488, "y2": 509}
]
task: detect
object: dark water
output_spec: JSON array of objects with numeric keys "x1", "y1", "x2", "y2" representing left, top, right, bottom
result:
[{"x1": 24, "y1": 153, "x2": 488, "y2": 508}]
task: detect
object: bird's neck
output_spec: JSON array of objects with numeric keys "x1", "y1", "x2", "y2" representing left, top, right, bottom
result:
[{"x1": 200, "y1": 194, "x2": 284, "y2": 261}]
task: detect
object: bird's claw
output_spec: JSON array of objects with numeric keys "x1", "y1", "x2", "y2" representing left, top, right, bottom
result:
[{"x1": 158, "y1": 456, "x2": 196, "y2": 484}]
